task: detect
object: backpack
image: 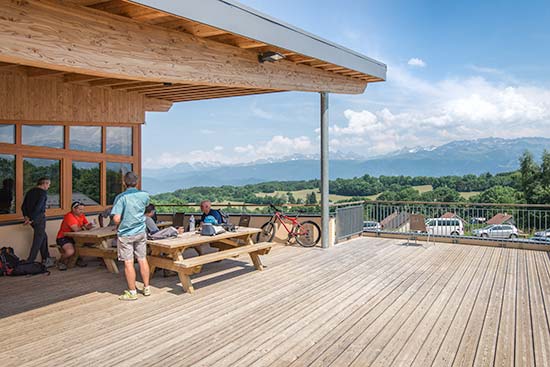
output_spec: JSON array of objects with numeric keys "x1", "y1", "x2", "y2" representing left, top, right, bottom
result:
[
  {"x1": 0, "y1": 246, "x2": 18, "y2": 276},
  {"x1": 215, "y1": 209, "x2": 229, "y2": 225},
  {"x1": 0, "y1": 246, "x2": 49, "y2": 276},
  {"x1": 12, "y1": 261, "x2": 49, "y2": 276},
  {"x1": 148, "y1": 226, "x2": 178, "y2": 240}
]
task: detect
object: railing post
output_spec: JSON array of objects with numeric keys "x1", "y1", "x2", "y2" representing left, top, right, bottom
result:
[{"x1": 320, "y1": 91, "x2": 329, "y2": 248}]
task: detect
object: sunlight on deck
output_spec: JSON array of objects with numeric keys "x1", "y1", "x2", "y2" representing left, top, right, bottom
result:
[{"x1": 2, "y1": 238, "x2": 550, "y2": 366}]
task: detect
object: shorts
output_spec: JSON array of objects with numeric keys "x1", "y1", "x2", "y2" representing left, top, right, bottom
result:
[
  {"x1": 117, "y1": 232, "x2": 147, "y2": 261},
  {"x1": 56, "y1": 237, "x2": 75, "y2": 248}
]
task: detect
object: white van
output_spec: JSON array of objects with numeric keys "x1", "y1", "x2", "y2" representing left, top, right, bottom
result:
[{"x1": 425, "y1": 218, "x2": 464, "y2": 236}]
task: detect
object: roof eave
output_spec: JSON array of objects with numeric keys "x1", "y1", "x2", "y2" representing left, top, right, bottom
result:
[{"x1": 129, "y1": 0, "x2": 387, "y2": 81}]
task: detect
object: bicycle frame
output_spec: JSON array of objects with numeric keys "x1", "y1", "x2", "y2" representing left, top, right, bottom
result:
[{"x1": 269, "y1": 211, "x2": 308, "y2": 236}]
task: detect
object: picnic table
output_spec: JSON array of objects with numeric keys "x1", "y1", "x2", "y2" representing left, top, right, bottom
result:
[
  {"x1": 64, "y1": 226, "x2": 119, "y2": 273},
  {"x1": 147, "y1": 226, "x2": 272, "y2": 294}
]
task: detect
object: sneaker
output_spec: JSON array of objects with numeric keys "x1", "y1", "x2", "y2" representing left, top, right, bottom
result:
[
  {"x1": 57, "y1": 262, "x2": 67, "y2": 271},
  {"x1": 43, "y1": 257, "x2": 56, "y2": 268},
  {"x1": 143, "y1": 286, "x2": 151, "y2": 297},
  {"x1": 76, "y1": 258, "x2": 88, "y2": 267},
  {"x1": 118, "y1": 290, "x2": 138, "y2": 301}
]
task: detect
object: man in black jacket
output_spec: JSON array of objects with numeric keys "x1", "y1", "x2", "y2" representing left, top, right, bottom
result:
[{"x1": 22, "y1": 177, "x2": 55, "y2": 267}]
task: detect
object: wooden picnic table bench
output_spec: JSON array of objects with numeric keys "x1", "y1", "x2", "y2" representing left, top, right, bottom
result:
[
  {"x1": 64, "y1": 226, "x2": 119, "y2": 273},
  {"x1": 147, "y1": 227, "x2": 272, "y2": 294}
]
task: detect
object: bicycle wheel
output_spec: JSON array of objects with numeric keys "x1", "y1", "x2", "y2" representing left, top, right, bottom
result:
[
  {"x1": 256, "y1": 222, "x2": 276, "y2": 242},
  {"x1": 295, "y1": 220, "x2": 321, "y2": 247}
]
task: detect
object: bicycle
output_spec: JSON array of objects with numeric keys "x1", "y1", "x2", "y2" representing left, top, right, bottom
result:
[{"x1": 256, "y1": 204, "x2": 321, "y2": 247}]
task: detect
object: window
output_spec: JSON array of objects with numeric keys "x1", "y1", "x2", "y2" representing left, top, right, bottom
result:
[
  {"x1": 106, "y1": 162, "x2": 133, "y2": 204},
  {"x1": 106, "y1": 127, "x2": 132, "y2": 155},
  {"x1": 0, "y1": 154, "x2": 15, "y2": 214},
  {"x1": 22, "y1": 125, "x2": 64, "y2": 148},
  {"x1": 0, "y1": 125, "x2": 15, "y2": 144},
  {"x1": 70, "y1": 126, "x2": 102, "y2": 152},
  {"x1": 72, "y1": 161, "x2": 101, "y2": 205},
  {"x1": 23, "y1": 158, "x2": 61, "y2": 209}
]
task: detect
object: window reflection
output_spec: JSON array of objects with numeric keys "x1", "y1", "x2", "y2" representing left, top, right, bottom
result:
[
  {"x1": 107, "y1": 162, "x2": 133, "y2": 204},
  {"x1": 106, "y1": 127, "x2": 132, "y2": 156},
  {"x1": 0, "y1": 154, "x2": 15, "y2": 214},
  {"x1": 70, "y1": 126, "x2": 102, "y2": 152},
  {"x1": 0, "y1": 125, "x2": 15, "y2": 144},
  {"x1": 22, "y1": 125, "x2": 64, "y2": 148},
  {"x1": 73, "y1": 161, "x2": 101, "y2": 205},
  {"x1": 23, "y1": 158, "x2": 61, "y2": 208}
]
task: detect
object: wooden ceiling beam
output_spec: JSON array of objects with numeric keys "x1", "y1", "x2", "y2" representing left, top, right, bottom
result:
[
  {"x1": 25, "y1": 66, "x2": 66, "y2": 78},
  {"x1": 143, "y1": 87, "x2": 260, "y2": 99},
  {"x1": 63, "y1": 73, "x2": 106, "y2": 83},
  {"x1": 0, "y1": 0, "x2": 366, "y2": 94},
  {"x1": 109, "y1": 81, "x2": 164, "y2": 90},
  {"x1": 170, "y1": 90, "x2": 280, "y2": 103}
]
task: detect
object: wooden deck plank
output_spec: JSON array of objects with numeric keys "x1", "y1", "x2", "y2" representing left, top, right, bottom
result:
[
  {"x1": 494, "y1": 249, "x2": 518, "y2": 367},
  {"x1": 212, "y1": 244, "x2": 440, "y2": 367},
  {"x1": 1, "y1": 238, "x2": 549, "y2": 367},
  {"x1": 23, "y1": 240, "x2": 392, "y2": 366},
  {"x1": 515, "y1": 250, "x2": 535, "y2": 367},
  {"x1": 430, "y1": 248, "x2": 502, "y2": 367},
  {"x1": 309, "y1": 245, "x2": 461, "y2": 366},
  {"x1": 410, "y1": 247, "x2": 496, "y2": 367},
  {"x1": 471, "y1": 248, "x2": 509, "y2": 366},
  {"x1": 157, "y1": 242, "x2": 415, "y2": 366},
  {"x1": 527, "y1": 251, "x2": 550, "y2": 366},
  {"x1": 370, "y1": 245, "x2": 485, "y2": 367}
]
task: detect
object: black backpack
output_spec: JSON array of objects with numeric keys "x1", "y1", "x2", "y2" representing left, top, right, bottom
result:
[
  {"x1": 0, "y1": 247, "x2": 19, "y2": 276},
  {"x1": 0, "y1": 246, "x2": 49, "y2": 276}
]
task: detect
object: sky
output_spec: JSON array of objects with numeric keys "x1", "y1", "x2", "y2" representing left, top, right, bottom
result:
[{"x1": 142, "y1": 0, "x2": 550, "y2": 168}]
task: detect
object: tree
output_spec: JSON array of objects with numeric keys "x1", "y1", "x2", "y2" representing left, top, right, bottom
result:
[
  {"x1": 421, "y1": 186, "x2": 462, "y2": 202},
  {"x1": 519, "y1": 151, "x2": 541, "y2": 203},
  {"x1": 469, "y1": 186, "x2": 523, "y2": 204},
  {"x1": 306, "y1": 191, "x2": 317, "y2": 205}
]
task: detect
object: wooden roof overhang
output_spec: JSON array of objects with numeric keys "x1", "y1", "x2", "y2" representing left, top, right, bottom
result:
[{"x1": 0, "y1": 0, "x2": 386, "y2": 113}]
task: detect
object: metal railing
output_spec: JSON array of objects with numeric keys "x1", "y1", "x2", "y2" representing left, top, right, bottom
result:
[
  {"x1": 335, "y1": 204, "x2": 364, "y2": 242},
  {"x1": 364, "y1": 200, "x2": 550, "y2": 245}
]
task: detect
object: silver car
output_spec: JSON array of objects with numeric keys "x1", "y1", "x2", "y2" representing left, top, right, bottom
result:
[
  {"x1": 473, "y1": 224, "x2": 519, "y2": 239},
  {"x1": 363, "y1": 221, "x2": 381, "y2": 231},
  {"x1": 534, "y1": 228, "x2": 550, "y2": 237}
]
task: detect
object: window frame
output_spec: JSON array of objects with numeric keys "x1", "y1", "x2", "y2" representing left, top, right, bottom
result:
[{"x1": 0, "y1": 120, "x2": 141, "y2": 222}]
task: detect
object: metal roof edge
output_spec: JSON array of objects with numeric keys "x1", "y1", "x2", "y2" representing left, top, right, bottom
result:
[{"x1": 129, "y1": 0, "x2": 387, "y2": 81}]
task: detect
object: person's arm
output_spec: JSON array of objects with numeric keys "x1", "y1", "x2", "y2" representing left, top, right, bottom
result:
[
  {"x1": 111, "y1": 197, "x2": 124, "y2": 226},
  {"x1": 82, "y1": 216, "x2": 93, "y2": 230}
]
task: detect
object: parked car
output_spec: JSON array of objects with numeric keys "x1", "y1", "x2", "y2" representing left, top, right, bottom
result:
[
  {"x1": 473, "y1": 224, "x2": 519, "y2": 239},
  {"x1": 425, "y1": 218, "x2": 464, "y2": 236},
  {"x1": 363, "y1": 221, "x2": 381, "y2": 231},
  {"x1": 534, "y1": 228, "x2": 550, "y2": 237}
]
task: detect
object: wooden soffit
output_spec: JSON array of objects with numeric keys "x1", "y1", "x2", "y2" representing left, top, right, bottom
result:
[{"x1": 0, "y1": 0, "x2": 370, "y2": 96}]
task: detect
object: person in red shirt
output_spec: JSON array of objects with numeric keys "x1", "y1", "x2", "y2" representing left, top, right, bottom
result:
[{"x1": 56, "y1": 201, "x2": 93, "y2": 270}]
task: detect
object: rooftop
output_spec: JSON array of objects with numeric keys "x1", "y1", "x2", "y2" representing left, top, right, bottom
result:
[{"x1": 3, "y1": 238, "x2": 550, "y2": 366}]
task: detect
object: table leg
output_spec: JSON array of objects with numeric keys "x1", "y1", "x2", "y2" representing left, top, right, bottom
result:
[
  {"x1": 249, "y1": 251, "x2": 264, "y2": 271},
  {"x1": 149, "y1": 247, "x2": 160, "y2": 276},
  {"x1": 100, "y1": 239, "x2": 119, "y2": 274},
  {"x1": 178, "y1": 271, "x2": 195, "y2": 294}
]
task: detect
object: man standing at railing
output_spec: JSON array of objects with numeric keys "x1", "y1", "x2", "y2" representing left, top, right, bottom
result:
[{"x1": 111, "y1": 172, "x2": 151, "y2": 301}]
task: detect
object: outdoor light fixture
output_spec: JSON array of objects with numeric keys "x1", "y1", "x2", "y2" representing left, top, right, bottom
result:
[
  {"x1": 163, "y1": 82, "x2": 173, "y2": 86},
  {"x1": 258, "y1": 51, "x2": 285, "y2": 63}
]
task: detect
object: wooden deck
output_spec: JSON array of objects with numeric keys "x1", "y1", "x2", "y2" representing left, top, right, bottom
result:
[{"x1": 2, "y1": 238, "x2": 550, "y2": 366}]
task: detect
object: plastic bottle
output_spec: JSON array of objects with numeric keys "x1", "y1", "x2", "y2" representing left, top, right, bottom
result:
[{"x1": 189, "y1": 215, "x2": 195, "y2": 232}]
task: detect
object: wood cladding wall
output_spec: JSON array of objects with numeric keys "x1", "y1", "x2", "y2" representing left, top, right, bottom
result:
[{"x1": 0, "y1": 70, "x2": 147, "y2": 123}]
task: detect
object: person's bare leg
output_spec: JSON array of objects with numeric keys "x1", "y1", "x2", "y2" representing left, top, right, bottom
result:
[
  {"x1": 137, "y1": 258, "x2": 150, "y2": 287},
  {"x1": 124, "y1": 260, "x2": 136, "y2": 290}
]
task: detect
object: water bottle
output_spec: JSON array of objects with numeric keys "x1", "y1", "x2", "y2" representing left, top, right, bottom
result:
[{"x1": 189, "y1": 215, "x2": 195, "y2": 232}]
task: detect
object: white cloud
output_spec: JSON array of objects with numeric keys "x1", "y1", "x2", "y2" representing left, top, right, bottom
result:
[
  {"x1": 330, "y1": 75, "x2": 550, "y2": 157},
  {"x1": 213, "y1": 145, "x2": 224, "y2": 151},
  {"x1": 234, "y1": 135, "x2": 315, "y2": 159},
  {"x1": 407, "y1": 58, "x2": 426, "y2": 67},
  {"x1": 251, "y1": 104, "x2": 274, "y2": 120}
]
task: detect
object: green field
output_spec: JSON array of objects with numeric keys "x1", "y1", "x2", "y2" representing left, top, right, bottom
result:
[
  {"x1": 254, "y1": 185, "x2": 480, "y2": 203},
  {"x1": 255, "y1": 189, "x2": 353, "y2": 203}
]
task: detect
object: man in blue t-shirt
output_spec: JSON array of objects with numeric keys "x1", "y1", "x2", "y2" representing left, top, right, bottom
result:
[
  {"x1": 111, "y1": 172, "x2": 151, "y2": 301},
  {"x1": 199, "y1": 200, "x2": 223, "y2": 224}
]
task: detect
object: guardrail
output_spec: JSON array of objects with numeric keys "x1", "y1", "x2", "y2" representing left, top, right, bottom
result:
[{"x1": 335, "y1": 205, "x2": 364, "y2": 242}]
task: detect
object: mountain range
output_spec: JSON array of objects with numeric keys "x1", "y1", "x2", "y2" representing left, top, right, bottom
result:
[{"x1": 143, "y1": 137, "x2": 550, "y2": 194}]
